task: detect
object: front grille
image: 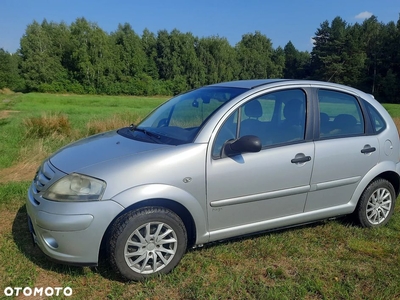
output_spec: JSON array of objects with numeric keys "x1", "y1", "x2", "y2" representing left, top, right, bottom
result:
[{"x1": 33, "y1": 160, "x2": 56, "y2": 193}]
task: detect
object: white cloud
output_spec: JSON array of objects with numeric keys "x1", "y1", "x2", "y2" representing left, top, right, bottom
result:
[{"x1": 355, "y1": 11, "x2": 373, "y2": 19}]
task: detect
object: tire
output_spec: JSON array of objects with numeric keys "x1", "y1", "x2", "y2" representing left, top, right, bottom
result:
[
  {"x1": 355, "y1": 178, "x2": 396, "y2": 228},
  {"x1": 109, "y1": 207, "x2": 187, "y2": 281}
]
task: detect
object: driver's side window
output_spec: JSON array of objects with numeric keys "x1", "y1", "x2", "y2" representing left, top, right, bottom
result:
[{"x1": 212, "y1": 89, "x2": 307, "y2": 158}]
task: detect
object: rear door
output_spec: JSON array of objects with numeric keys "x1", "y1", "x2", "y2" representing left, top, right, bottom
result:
[{"x1": 305, "y1": 88, "x2": 379, "y2": 211}]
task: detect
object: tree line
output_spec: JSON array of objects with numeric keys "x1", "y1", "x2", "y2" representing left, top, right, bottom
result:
[{"x1": 0, "y1": 15, "x2": 400, "y2": 102}]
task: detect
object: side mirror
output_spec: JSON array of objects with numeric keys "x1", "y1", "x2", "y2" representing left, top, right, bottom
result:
[{"x1": 223, "y1": 135, "x2": 262, "y2": 157}]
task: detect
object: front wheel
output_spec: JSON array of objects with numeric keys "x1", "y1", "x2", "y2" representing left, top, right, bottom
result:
[
  {"x1": 355, "y1": 178, "x2": 396, "y2": 227},
  {"x1": 109, "y1": 207, "x2": 187, "y2": 281}
]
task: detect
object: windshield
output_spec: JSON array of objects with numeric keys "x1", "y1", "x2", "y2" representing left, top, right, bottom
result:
[{"x1": 131, "y1": 86, "x2": 247, "y2": 145}]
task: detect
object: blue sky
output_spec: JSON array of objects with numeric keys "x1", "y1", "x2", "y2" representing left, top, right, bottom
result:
[{"x1": 1, "y1": 0, "x2": 400, "y2": 53}]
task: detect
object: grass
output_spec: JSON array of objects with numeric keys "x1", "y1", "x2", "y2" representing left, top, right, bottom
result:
[
  {"x1": 24, "y1": 113, "x2": 72, "y2": 138},
  {"x1": 0, "y1": 93, "x2": 166, "y2": 171},
  {"x1": 0, "y1": 92, "x2": 400, "y2": 299}
]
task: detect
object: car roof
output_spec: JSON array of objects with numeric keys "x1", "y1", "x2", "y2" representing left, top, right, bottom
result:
[
  {"x1": 212, "y1": 79, "x2": 371, "y2": 96},
  {"x1": 209, "y1": 79, "x2": 291, "y2": 89},
  {"x1": 207, "y1": 79, "x2": 378, "y2": 104}
]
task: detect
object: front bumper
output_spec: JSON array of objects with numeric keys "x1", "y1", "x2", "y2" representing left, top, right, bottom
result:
[{"x1": 26, "y1": 184, "x2": 124, "y2": 265}]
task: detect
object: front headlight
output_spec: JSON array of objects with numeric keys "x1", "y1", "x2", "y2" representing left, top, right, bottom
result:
[{"x1": 42, "y1": 173, "x2": 106, "y2": 201}]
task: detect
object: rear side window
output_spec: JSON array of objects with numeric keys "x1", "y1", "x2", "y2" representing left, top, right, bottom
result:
[
  {"x1": 364, "y1": 101, "x2": 386, "y2": 133},
  {"x1": 318, "y1": 90, "x2": 364, "y2": 138}
]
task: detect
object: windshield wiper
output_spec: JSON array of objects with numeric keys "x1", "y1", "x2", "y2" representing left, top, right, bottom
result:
[{"x1": 129, "y1": 124, "x2": 161, "y2": 142}]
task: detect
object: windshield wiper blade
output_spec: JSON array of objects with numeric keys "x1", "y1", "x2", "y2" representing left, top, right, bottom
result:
[{"x1": 129, "y1": 124, "x2": 161, "y2": 142}]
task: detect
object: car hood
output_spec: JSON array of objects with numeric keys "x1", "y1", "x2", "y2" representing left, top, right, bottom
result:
[{"x1": 49, "y1": 130, "x2": 170, "y2": 174}]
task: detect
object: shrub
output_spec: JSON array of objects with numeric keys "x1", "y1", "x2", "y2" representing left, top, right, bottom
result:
[
  {"x1": 67, "y1": 82, "x2": 85, "y2": 94},
  {"x1": 24, "y1": 113, "x2": 71, "y2": 138}
]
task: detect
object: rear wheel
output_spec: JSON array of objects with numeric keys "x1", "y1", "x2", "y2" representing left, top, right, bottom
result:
[
  {"x1": 355, "y1": 178, "x2": 396, "y2": 227},
  {"x1": 109, "y1": 207, "x2": 187, "y2": 281}
]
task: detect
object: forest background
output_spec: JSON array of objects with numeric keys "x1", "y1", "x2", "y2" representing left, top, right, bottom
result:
[{"x1": 1, "y1": 15, "x2": 400, "y2": 102}]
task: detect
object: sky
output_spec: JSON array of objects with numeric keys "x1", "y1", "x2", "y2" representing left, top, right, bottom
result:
[{"x1": 1, "y1": 0, "x2": 400, "y2": 53}]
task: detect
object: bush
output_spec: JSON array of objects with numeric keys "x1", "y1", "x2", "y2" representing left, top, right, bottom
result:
[
  {"x1": 24, "y1": 113, "x2": 71, "y2": 138},
  {"x1": 67, "y1": 82, "x2": 85, "y2": 94}
]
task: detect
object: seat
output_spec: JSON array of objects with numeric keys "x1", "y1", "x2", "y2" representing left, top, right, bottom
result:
[
  {"x1": 276, "y1": 99, "x2": 305, "y2": 143},
  {"x1": 244, "y1": 100, "x2": 263, "y2": 119},
  {"x1": 240, "y1": 100, "x2": 263, "y2": 137},
  {"x1": 331, "y1": 114, "x2": 358, "y2": 135}
]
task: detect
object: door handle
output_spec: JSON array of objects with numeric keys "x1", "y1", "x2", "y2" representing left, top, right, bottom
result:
[
  {"x1": 291, "y1": 156, "x2": 311, "y2": 164},
  {"x1": 361, "y1": 146, "x2": 376, "y2": 154}
]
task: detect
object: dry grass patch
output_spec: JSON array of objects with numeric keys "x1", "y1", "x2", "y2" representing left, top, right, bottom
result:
[
  {"x1": 0, "y1": 160, "x2": 41, "y2": 183},
  {"x1": 0, "y1": 209, "x2": 16, "y2": 235},
  {"x1": 86, "y1": 112, "x2": 143, "y2": 136},
  {"x1": 393, "y1": 117, "x2": 400, "y2": 133},
  {"x1": 0, "y1": 110, "x2": 19, "y2": 119},
  {"x1": 347, "y1": 239, "x2": 388, "y2": 258},
  {"x1": 27, "y1": 270, "x2": 63, "y2": 300},
  {"x1": 0, "y1": 88, "x2": 14, "y2": 95},
  {"x1": 24, "y1": 113, "x2": 72, "y2": 139},
  {"x1": 1, "y1": 112, "x2": 143, "y2": 183},
  {"x1": 0, "y1": 139, "x2": 50, "y2": 183}
]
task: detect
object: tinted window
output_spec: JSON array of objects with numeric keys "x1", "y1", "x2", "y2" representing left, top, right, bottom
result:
[
  {"x1": 318, "y1": 90, "x2": 364, "y2": 138},
  {"x1": 213, "y1": 89, "x2": 307, "y2": 157}
]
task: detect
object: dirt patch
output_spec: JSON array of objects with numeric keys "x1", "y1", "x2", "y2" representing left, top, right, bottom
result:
[
  {"x1": 0, "y1": 209, "x2": 16, "y2": 235},
  {"x1": 0, "y1": 139, "x2": 50, "y2": 184},
  {"x1": 0, "y1": 161, "x2": 40, "y2": 183},
  {"x1": 25, "y1": 270, "x2": 63, "y2": 300},
  {"x1": 0, "y1": 110, "x2": 19, "y2": 119}
]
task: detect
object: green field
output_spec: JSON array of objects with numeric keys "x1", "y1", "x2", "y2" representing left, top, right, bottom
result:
[{"x1": 1, "y1": 92, "x2": 400, "y2": 299}]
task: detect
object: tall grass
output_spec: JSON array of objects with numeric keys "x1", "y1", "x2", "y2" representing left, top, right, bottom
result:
[
  {"x1": 23, "y1": 113, "x2": 72, "y2": 139},
  {"x1": 86, "y1": 112, "x2": 143, "y2": 136},
  {"x1": 0, "y1": 88, "x2": 14, "y2": 95},
  {"x1": 0, "y1": 93, "x2": 167, "y2": 170}
]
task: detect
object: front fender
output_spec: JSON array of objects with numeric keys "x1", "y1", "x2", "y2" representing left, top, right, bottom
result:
[
  {"x1": 349, "y1": 160, "x2": 400, "y2": 208},
  {"x1": 111, "y1": 184, "x2": 209, "y2": 244}
]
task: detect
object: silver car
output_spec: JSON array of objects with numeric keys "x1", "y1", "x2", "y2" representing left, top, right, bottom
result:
[{"x1": 26, "y1": 79, "x2": 400, "y2": 280}]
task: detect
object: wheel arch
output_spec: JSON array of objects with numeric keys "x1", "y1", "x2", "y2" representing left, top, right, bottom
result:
[
  {"x1": 350, "y1": 162, "x2": 400, "y2": 211},
  {"x1": 99, "y1": 197, "x2": 201, "y2": 262},
  {"x1": 374, "y1": 171, "x2": 400, "y2": 198}
]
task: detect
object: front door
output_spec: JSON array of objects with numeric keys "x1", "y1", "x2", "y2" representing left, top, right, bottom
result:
[{"x1": 206, "y1": 88, "x2": 314, "y2": 239}]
